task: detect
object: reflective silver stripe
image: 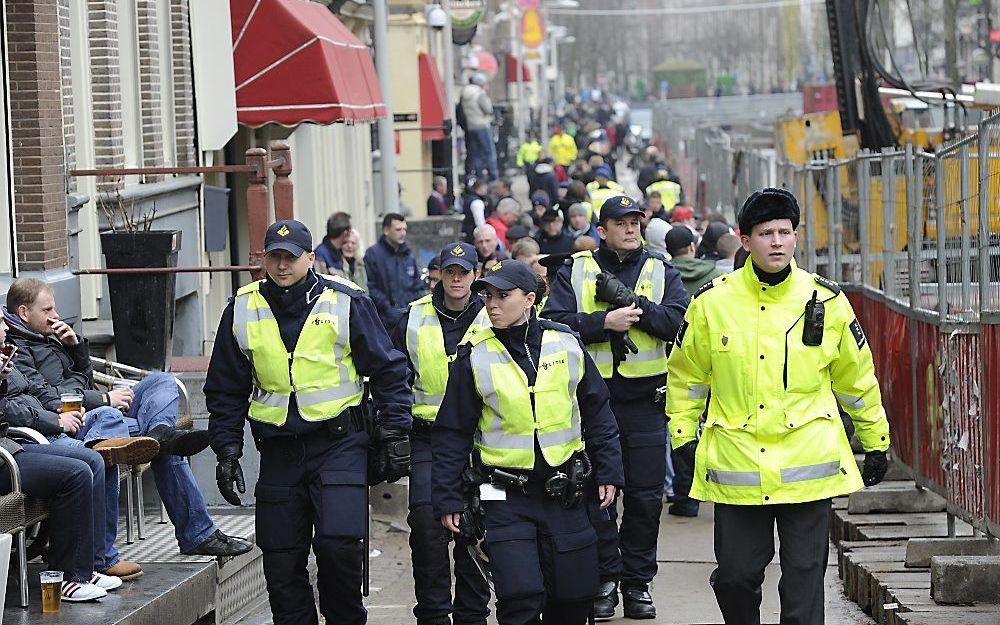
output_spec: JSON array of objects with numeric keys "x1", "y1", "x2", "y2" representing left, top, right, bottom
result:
[
  {"x1": 688, "y1": 384, "x2": 710, "y2": 399},
  {"x1": 537, "y1": 332, "x2": 583, "y2": 448},
  {"x1": 834, "y1": 391, "x2": 866, "y2": 410},
  {"x1": 414, "y1": 389, "x2": 443, "y2": 407},
  {"x1": 252, "y1": 387, "x2": 288, "y2": 409},
  {"x1": 705, "y1": 469, "x2": 761, "y2": 486},
  {"x1": 233, "y1": 292, "x2": 277, "y2": 354},
  {"x1": 405, "y1": 298, "x2": 437, "y2": 404},
  {"x1": 627, "y1": 346, "x2": 667, "y2": 363},
  {"x1": 644, "y1": 257, "x2": 666, "y2": 305},
  {"x1": 310, "y1": 291, "x2": 355, "y2": 388},
  {"x1": 588, "y1": 349, "x2": 613, "y2": 365},
  {"x1": 297, "y1": 384, "x2": 363, "y2": 408},
  {"x1": 781, "y1": 461, "x2": 841, "y2": 484},
  {"x1": 570, "y1": 255, "x2": 598, "y2": 311},
  {"x1": 472, "y1": 344, "x2": 533, "y2": 450}
]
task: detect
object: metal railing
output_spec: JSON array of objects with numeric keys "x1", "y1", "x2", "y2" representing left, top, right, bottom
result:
[{"x1": 695, "y1": 111, "x2": 1000, "y2": 538}]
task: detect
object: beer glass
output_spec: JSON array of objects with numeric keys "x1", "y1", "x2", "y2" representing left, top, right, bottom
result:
[
  {"x1": 40, "y1": 570, "x2": 62, "y2": 613},
  {"x1": 59, "y1": 393, "x2": 83, "y2": 414}
]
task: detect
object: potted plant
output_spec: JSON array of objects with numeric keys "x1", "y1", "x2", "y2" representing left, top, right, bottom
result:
[{"x1": 99, "y1": 191, "x2": 181, "y2": 371}]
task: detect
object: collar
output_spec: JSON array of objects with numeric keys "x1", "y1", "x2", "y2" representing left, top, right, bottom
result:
[
  {"x1": 380, "y1": 236, "x2": 408, "y2": 255},
  {"x1": 595, "y1": 244, "x2": 644, "y2": 269},
  {"x1": 431, "y1": 283, "x2": 481, "y2": 321},
  {"x1": 740, "y1": 258, "x2": 798, "y2": 294}
]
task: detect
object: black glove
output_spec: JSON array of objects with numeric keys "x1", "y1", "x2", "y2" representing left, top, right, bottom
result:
[
  {"x1": 216, "y1": 445, "x2": 245, "y2": 506},
  {"x1": 675, "y1": 440, "x2": 698, "y2": 467},
  {"x1": 378, "y1": 426, "x2": 411, "y2": 484},
  {"x1": 862, "y1": 450, "x2": 888, "y2": 487},
  {"x1": 595, "y1": 273, "x2": 638, "y2": 308}
]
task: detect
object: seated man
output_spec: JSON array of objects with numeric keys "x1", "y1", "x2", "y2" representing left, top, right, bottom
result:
[
  {"x1": 0, "y1": 317, "x2": 121, "y2": 602},
  {"x1": 4, "y1": 278, "x2": 253, "y2": 560}
]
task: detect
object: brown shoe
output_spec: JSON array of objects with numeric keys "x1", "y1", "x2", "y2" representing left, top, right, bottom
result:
[
  {"x1": 101, "y1": 560, "x2": 143, "y2": 581},
  {"x1": 91, "y1": 437, "x2": 160, "y2": 467}
]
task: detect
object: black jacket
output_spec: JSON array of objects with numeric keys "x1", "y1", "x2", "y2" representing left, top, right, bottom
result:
[
  {"x1": 362, "y1": 237, "x2": 426, "y2": 327},
  {"x1": 204, "y1": 272, "x2": 413, "y2": 458},
  {"x1": 541, "y1": 245, "x2": 689, "y2": 400},
  {"x1": 535, "y1": 230, "x2": 576, "y2": 255},
  {"x1": 3, "y1": 308, "x2": 107, "y2": 411},
  {"x1": 0, "y1": 365, "x2": 63, "y2": 435},
  {"x1": 431, "y1": 316, "x2": 624, "y2": 517}
]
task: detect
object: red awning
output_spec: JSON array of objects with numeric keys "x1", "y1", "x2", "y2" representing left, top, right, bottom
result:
[
  {"x1": 230, "y1": 0, "x2": 386, "y2": 127},
  {"x1": 505, "y1": 54, "x2": 532, "y2": 83},
  {"x1": 418, "y1": 53, "x2": 447, "y2": 141}
]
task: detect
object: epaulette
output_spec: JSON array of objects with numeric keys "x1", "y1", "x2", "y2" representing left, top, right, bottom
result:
[
  {"x1": 646, "y1": 250, "x2": 670, "y2": 264},
  {"x1": 322, "y1": 275, "x2": 366, "y2": 298},
  {"x1": 692, "y1": 280, "x2": 715, "y2": 299},
  {"x1": 813, "y1": 274, "x2": 841, "y2": 296},
  {"x1": 539, "y1": 318, "x2": 579, "y2": 339}
]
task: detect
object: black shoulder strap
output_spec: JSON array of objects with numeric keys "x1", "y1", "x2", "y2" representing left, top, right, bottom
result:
[{"x1": 814, "y1": 274, "x2": 841, "y2": 296}]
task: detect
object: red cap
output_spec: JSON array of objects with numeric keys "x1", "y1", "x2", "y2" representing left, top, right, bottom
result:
[{"x1": 671, "y1": 206, "x2": 695, "y2": 223}]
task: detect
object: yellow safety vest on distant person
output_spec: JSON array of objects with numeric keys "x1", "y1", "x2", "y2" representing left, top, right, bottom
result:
[
  {"x1": 232, "y1": 281, "x2": 363, "y2": 426},
  {"x1": 406, "y1": 297, "x2": 491, "y2": 422},
  {"x1": 517, "y1": 141, "x2": 543, "y2": 168},
  {"x1": 469, "y1": 326, "x2": 585, "y2": 470},
  {"x1": 587, "y1": 181, "x2": 624, "y2": 220},
  {"x1": 570, "y1": 251, "x2": 668, "y2": 378},
  {"x1": 645, "y1": 180, "x2": 682, "y2": 210}
]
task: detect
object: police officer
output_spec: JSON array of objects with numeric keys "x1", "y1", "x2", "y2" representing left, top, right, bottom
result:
[
  {"x1": 205, "y1": 220, "x2": 412, "y2": 625},
  {"x1": 390, "y1": 242, "x2": 492, "y2": 625},
  {"x1": 432, "y1": 260, "x2": 624, "y2": 625},
  {"x1": 666, "y1": 188, "x2": 890, "y2": 625},
  {"x1": 542, "y1": 195, "x2": 689, "y2": 619}
]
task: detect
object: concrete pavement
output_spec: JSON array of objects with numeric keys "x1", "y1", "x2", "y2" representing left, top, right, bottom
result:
[{"x1": 233, "y1": 501, "x2": 873, "y2": 624}]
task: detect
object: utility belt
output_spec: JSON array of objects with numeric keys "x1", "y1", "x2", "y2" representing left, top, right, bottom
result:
[
  {"x1": 481, "y1": 451, "x2": 593, "y2": 509},
  {"x1": 411, "y1": 418, "x2": 435, "y2": 433}
]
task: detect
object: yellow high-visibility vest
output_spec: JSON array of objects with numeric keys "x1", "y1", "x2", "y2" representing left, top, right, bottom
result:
[
  {"x1": 406, "y1": 297, "x2": 491, "y2": 421},
  {"x1": 587, "y1": 182, "x2": 624, "y2": 220},
  {"x1": 469, "y1": 326, "x2": 585, "y2": 470},
  {"x1": 570, "y1": 251, "x2": 668, "y2": 378},
  {"x1": 645, "y1": 180, "x2": 682, "y2": 210},
  {"x1": 232, "y1": 281, "x2": 363, "y2": 426}
]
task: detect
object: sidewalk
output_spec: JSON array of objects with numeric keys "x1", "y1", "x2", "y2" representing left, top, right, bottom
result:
[{"x1": 233, "y1": 502, "x2": 874, "y2": 625}]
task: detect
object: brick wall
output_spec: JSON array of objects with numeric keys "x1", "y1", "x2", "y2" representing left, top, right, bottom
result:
[
  {"x1": 170, "y1": 0, "x2": 196, "y2": 167},
  {"x1": 136, "y1": 0, "x2": 163, "y2": 180},
  {"x1": 57, "y1": 0, "x2": 74, "y2": 192},
  {"x1": 88, "y1": 0, "x2": 125, "y2": 192},
  {"x1": 6, "y1": 0, "x2": 69, "y2": 271}
]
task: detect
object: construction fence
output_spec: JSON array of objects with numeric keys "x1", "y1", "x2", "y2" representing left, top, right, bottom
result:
[{"x1": 695, "y1": 111, "x2": 1000, "y2": 538}]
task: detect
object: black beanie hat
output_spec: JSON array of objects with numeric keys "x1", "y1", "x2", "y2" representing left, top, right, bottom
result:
[{"x1": 737, "y1": 188, "x2": 800, "y2": 234}]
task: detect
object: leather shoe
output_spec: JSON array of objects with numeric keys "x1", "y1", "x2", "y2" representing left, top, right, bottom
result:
[
  {"x1": 592, "y1": 580, "x2": 618, "y2": 620},
  {"x1": 148, "y1": 425, "x2": 211, "y2": 458},
  {"x1": 101, "y1": 559, "x2": 143, "y2": 580},
  {"x1": 91, "y1": 437, "x2": 159, "y2": 467},
  {"x1": 667, "y1": 502, "x2": 699, "y2": 517},
  {"x1": 622, "y1": 587, "x2": 656, "y2": 619},
  {"x1": 181, "y1": 530, "x2": 254, "y2": 557}
]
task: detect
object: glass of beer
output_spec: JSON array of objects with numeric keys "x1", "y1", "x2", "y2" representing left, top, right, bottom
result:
[
  {"x1": 40, "y1": 570, "x2": 62, "y2": 613},
  {"x1": 60, "y1": 393, "x2": 83, "y2": 414}
]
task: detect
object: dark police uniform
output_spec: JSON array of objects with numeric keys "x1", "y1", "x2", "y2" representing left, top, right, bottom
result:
[
  {"x1": 390, "y1": 242, "x2": 492, "y2": 625},
  {"x1": 542, "y1": 196, "x2": 689, "y2": 617},
  {"x1": 432, "y1": 260, "x2": 624, "y2": 625},
  {"x1": 205, "y1": 220, "x2": 412, "y2": 625}
]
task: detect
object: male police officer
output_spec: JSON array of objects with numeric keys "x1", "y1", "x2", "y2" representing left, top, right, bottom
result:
[
  {"x1": 543, "y1": 195, "x2": 688, "y2": 619},
  {"x1": 390, "y1": 242, "x2": 492, "y2": 625},
  {"x1": 666, "y1": 188, "x2": 890, "y2": 625},
  {"x1": 205, "y1": 220, "x2": 412, "y2": 625}
]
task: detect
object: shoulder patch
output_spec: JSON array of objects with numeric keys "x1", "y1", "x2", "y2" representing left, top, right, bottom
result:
[
  {"x1": 324, "y1": 276, "x2": 365, "y2": 298},
  {"x1": 849, "y1": 319, "x2": 867, "y2": 350},
  {"x1": 675, "y1": 319, "x2": 689, "y2": 347},
  {"x1": 692, "y1": 280, "x2": 715, "y2": 299},
  {"x1": 814, "y1": 274, "x2": 841, "y2": 296}
]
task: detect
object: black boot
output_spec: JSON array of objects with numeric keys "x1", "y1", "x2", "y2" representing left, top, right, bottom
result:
[
  {"x1": 592, "y1": 580, "x2": 618, "y2": 620},
  {"x1": 622, "y1": 587, "x2": 656, "y2": 620},
  {"x1": 148, "y1": 425, "x2": 211, "y2": 458}
]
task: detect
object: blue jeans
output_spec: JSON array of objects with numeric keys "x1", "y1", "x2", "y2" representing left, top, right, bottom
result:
[{"x1": 467, "y1": 127, "x2": 498, "y2": 181}]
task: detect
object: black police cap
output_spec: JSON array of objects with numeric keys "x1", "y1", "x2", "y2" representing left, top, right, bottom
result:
[
  {"x1": 264, "y1": 220, "x2": 312, "y2": 257},
  {"x1": 472, "y1": 259, "x2": 538, "y2": 294}
]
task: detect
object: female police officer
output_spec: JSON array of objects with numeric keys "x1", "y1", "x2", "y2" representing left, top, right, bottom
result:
[
  {"x1": 205, "y1": 220, "x2": 412, "y2": 625},
  {"x1": 431, "y1": 259, "x2": 624, "y2": 625}
]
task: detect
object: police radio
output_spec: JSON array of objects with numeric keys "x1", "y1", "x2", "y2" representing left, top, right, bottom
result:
[{"x1": 802, "y1": 290, "x2": 825, "y2": 346}]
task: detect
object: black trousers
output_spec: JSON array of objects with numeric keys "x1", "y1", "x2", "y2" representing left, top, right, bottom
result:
[
  {"x1": 254, "y1": 430, "x2": 369, "y2": 625},
  {"x1": 712, "y1": 499, "x2": 831, "y2": 625}
]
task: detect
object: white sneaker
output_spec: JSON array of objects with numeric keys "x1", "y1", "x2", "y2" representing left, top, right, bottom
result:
[
  {"x1": 90, "y1": 572, "x2": 123, "y2": 591},
  {"x1": 61, "y1": 581, "x2": 107, "y2": 602}
]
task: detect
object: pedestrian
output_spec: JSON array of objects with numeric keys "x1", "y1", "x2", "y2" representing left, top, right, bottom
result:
[
  {"x1": 340, "y1": 228, "x2": 368, "y2": 287},
  {"x1": 670, "y1": 206, "x2": 700, "y2": 240},
  {"x1": 313, "y1": 212, "x2": 352, "y2": 275},
  {"x1": 697, "y1": 222, "x2": 735, "y2": 262},
  {"x1": 534, "y1": 209, "x2": 575, "y2": 255},
  {"x1": 565, "y1": 203, "x2": 600, "y2": 247},
  {"x1": 531, "y1": 157, "x2": 561, "y2": 209},
  {"x1": 461, "y1": 178, "x2": 489, "y2": 242},
  {"x1": 549, "y1": 125, "x2": 578, "y2": 168},
  {"x1": 666, "y1": 188, "x2": 890, "y2": 625},
  {"x1": 473, "y1": 224, "x2": 509, "y2": 274},
  {"x1": 427, "y1": 176, "x2": 449, "y2": 216},
  {"x1": 714, "y1": 233, "x2": 742, "y2": 273},
  {"x1": 542, "y1": 195, "x2": 689, "y2": 619},
  {"x1": 460, "y1": 74, "x2": 498, "y2": 181},
  {"x1": 586, "y1": 166, "x2": 624, "y2": 222},
  {"x1": 205, "y1": 219, "x2": 412, "y2": 625},
  {"x1": 486, "y1": 197, "x2": 520, "y2": 246},
  {"x1": 664, "y1": 227, "x2": 725, "y2": 297},
  {"x1": 643, "y1": 217, "x2": 671, "y2": 257},
  {"x1": 516, "y1": 130, "x2": 543, "y2": 172},
  {"x1": 432, "y1": 259, "x2": 624, "y2": 625},
  {"x1": 364, "y1": 213, "x2": 427, "y2": 327},
  {"x1": 643, "y1": 165, "x2": 682, "y2": 211},
  {"x1": 391, "y1": 242, "x2": 492, "y2": 625}
]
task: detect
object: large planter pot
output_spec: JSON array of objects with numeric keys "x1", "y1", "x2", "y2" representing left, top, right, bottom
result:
[{"x1": 100, "y1": 230, "x2": 181, "y2": 371}]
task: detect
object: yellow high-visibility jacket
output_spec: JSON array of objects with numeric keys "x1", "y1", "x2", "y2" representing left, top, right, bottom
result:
[
  {"x1": 666, "y1": 261, "x2": 890, "y2": 505},
  {"x1": 516, "y1": 141, "x2": 543, "y2": 168},
  {"x1": 549, "y1": 133, "x2": 578, "y2": 167}
]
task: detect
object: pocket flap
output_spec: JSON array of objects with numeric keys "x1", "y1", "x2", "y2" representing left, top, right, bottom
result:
[
  {"x1": 705, "y1": 414, "x2": 752, "y2": 430},
  {"x1": 254, "y1": 484, "x2": 292, "y2": 502},
  {"x1": 320, "y1": 469, "x2": 366, "y2": 486},
  {"x1": 485, "y1": 522, "x2": 536, "y2": 544},
  {"x1": 783, "y1": 411, "x2": 833, "y2": 430},
  {"x1": 625, "y1": 430, "x2": 666, "y2": 449},
  {"x1": 551, "y1": 526, "x2": 597, "y2": 553}
]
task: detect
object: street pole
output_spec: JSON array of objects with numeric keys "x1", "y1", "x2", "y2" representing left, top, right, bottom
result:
[
  {"x1": 373, "y1": 0, "x2": 400, "y2": 214},
  {"x1": 511, "y1": 7, "x2": 525, "y2": 144},
  {"x1": 442, "y1": 0, "x2": 460, "y2": 205},
  {"x1": 540, "y1": 5, "x2": 549, "y2": 144}
]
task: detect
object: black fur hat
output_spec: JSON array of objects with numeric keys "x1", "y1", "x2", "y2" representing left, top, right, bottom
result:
[{"x1": 737, "y1": 188, "x2": 800, "y2": 234}]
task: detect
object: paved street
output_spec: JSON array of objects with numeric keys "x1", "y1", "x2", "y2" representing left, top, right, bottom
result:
[{"x1": 233, "y1": 502, "x2": 873, "y2": 625}]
